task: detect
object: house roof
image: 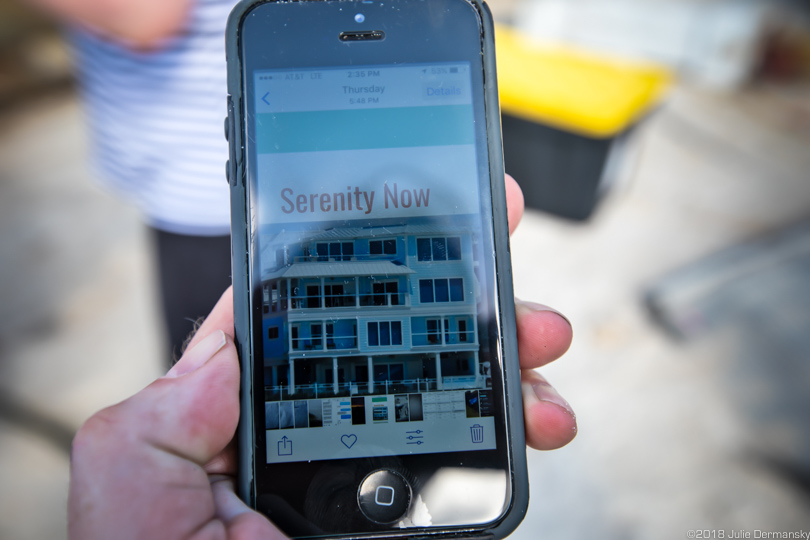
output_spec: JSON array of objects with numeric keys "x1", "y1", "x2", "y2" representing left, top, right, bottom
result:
[
  {"x1": 309, "y1": 223, "x2": 468, "y2": 239},
  {"x1": 281, "y1": 261, "x2": 416, "y2": 278},
  {"x1": 261, "y1": 222, "x2": 472, "y2": 248}
]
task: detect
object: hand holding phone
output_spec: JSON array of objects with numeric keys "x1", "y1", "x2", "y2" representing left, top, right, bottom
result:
[
  {"x1": 65, "y1": 180, "x2": 575, "y2": 540},
  {"x1": 225, "y1": 1, "x2": 574, "y2": 537}
]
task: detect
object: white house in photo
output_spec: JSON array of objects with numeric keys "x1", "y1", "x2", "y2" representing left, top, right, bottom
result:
[{"x1": 258, "y1": 223, "x2": 490, "y2": 401}]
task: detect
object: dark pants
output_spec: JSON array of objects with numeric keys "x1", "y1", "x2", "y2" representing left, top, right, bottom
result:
[{"x1": 152, "y1": 229, "x2": 232, "y2": 365}]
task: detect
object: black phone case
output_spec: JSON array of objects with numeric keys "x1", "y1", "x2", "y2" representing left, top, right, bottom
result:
[{"x1": 225, "y1": 1, "x2": 528, "y2": 538}]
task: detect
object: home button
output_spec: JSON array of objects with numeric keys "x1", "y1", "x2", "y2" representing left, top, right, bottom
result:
[{"x1": 357, "y1": 469, "x2": 412, "y2": 524}]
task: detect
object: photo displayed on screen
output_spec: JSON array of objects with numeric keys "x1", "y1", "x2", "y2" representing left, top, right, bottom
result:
[{"x1": 253, "y1": 63, "x2": 498, "y2": 464}]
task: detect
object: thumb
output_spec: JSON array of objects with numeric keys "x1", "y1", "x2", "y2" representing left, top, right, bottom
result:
[
  {"x1": 69, "y1": 330, "x2": 241, "y2": 540},
  {"x1": 168, "y1": 329, "x2": 228, "y2": 377},
  {"x1": 211, "y1": 477, "x2": 290, "y2": 539},
  {"x1": 135, "y1": 328, "x2": 241, "y2": 464}
]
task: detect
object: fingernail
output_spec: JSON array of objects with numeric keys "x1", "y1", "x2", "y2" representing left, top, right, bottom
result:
[
  {"x1": 523, "y1": 377, "x2": 575, "y2": 419},
  {"x1": 515, "y1": 298, "x2": 572, "y2": 327},
  {"x1": 166, "y1": 330, "x2": 227, "y2": 378}
]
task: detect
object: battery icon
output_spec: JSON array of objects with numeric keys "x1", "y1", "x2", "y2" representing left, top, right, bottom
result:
[{"x1": 470, "y1": 424, "x2": 484, "y2": 444}]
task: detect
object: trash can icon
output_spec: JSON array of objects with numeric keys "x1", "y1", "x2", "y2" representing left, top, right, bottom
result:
[{"x1": 470, "y1": 424, "x2": 484, "y2": 444}]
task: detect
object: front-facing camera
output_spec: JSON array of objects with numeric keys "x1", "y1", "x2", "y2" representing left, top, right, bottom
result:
[{"x1": 355, "y1": 13, "x2": 365, "y2": 23}]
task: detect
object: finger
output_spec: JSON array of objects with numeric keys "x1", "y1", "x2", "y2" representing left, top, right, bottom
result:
[
  {"x1": 167, "y1": 328, "x2": 228, "y2": 378},
  {"x1": 178, "y1": 289, "x2": 240, "y2": 476},
  {"x1": 505, "y1": 174, "x2": 524, "y2": 235},
  {"x1": 211, "y1": 477, "x2": 289, "y2": 539},
  {"x1": 148, "y1": 333, "x2": 241, "y2": 464},
  {"x1": 183, "y1": 286, "x2": 236, "y2": 352},
  {"x1": 521, "y1": 370, "x2": 577, "y2": 450},
  {"x1": 515, "y1": 299, "x2": 573, "y2": 370}
]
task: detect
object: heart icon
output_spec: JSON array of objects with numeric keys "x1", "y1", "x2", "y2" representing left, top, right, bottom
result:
[{"x1": 341, "y1": 434, "x2": 358, "y2": 449}]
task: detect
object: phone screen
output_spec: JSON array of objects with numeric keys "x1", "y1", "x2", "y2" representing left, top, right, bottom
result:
[
  {"x1": 254, "y1": 62, "x2": 498, "y2": 464},
  {"x1": 235, "y1": 1, "x2": 521, "y2": 535}
]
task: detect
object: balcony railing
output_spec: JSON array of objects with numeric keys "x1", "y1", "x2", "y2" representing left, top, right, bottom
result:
[
  {"x1": 264, "y1": 378, "x2": 439, "y2": 401},
  {"x1": 291, "y1": 331, "x2": 357, "y2": 352},
  {"x1": 291, "y1": 254, "x2": 398, "y2": 263},
  {"x1": 290, "y1": 293, "x2": 356, "y2": 309},
  {"x1": 361, "y1": 292, "x2": 406, "y2": 307},
  {"x1": 289, "y1": 292, "x2": 408, "y2": 310},
  {"x1": 411, "y1": 329, "x2": 474, "y2": 347}
]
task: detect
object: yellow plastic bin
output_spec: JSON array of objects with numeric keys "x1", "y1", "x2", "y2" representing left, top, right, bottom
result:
[{"x1": 496, "y1": 25, "x2": 672, "y2": 220}]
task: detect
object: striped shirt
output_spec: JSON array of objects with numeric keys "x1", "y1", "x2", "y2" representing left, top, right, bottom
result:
[{"x1": 70, "y1": 0, "x2": 238, "y2": 236}]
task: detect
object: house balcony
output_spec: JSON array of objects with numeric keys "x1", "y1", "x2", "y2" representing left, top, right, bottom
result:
[
  {"x1": 264, "y1": 378, "x2": 440, "y2": 401},
  {"x1": 291, "y1": 329, "x2": 358, "y2": 352},
  {"x1": 290, "y1": 290, "x2": 409, "y2": 310},
  {"x1": 411, "y1": 328, "x2": 477, "y2": 347},
  {"x1": 263, "y1": 260, "x2": 417, "y2": 314}
]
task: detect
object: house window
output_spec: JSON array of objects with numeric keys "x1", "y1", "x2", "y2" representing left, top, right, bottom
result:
[
  {"x1": 458, "y1": 320, "x2": 468, "y2": 342},
  {"x1": 306, "y1": 285, "x2": 321, "y2": 309},
  {"x1": 423, "y1": 319, "x2": 452, "y2": 344},
  {"x1": 368, "y1": 321, "x2": 403, "y2": 347},
  {"x1": 449, "y1": 278, "x2": 464, "y2": 301},
  {"x1": 417, "y1": 237, "x2": 461, "y2": 262},
  {"x1": 419, "y1": 278, "x2": 464, "y2": 303},
  {"x1": 324, "y1": 284, "x2": 341, "y2": 307},
  {"x1": 325, "y1": 283, "x2": 354, "y2": 308},
  {"x1": 264, "y1": 283, "x2": 280, "y2": 313},
  {"x1": 374, "y1": 363, "x2": 404, "y2": 381},
  {"x1": 271, "y1": 284, "x2": 279, "y2": 312},
  {"x1": 316, "y1": 241, "x2": 354, "y2": 261},
  {"x1": 426, "y1": 319, "x2": 440, "y2": 344},
  {"x1": 267, "y1": 326, "x2": 279, "y2": 340},
  {"x1": 369, "y1": 239, "x2": 396, "y2": 256},
  {"x1": 372, "y1": 281, "x2": 399, "y2": 306},
  {"x1": 291, "y1": 324, "x2": 323, "y2": 351},
  {"x1": 326, "y1": 321, "x2": 358, "y2": 350},
  {"x1": 310, "y1": 323, "x2": 322, "y2": 348}
]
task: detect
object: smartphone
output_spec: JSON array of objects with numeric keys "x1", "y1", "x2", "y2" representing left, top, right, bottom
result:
[{"x1": 225, "y1": 0, "x2": 526, "y2": 537}]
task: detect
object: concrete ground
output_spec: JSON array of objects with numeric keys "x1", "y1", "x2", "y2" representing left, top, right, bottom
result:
[{"x1": 1, "y1": 82, "x2": 809, "y2": 539}]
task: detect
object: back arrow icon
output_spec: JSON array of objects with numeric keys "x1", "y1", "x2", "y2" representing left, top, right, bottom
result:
[{"x1": 261, "y1": 92, "x2": 270, "y2": 106}]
